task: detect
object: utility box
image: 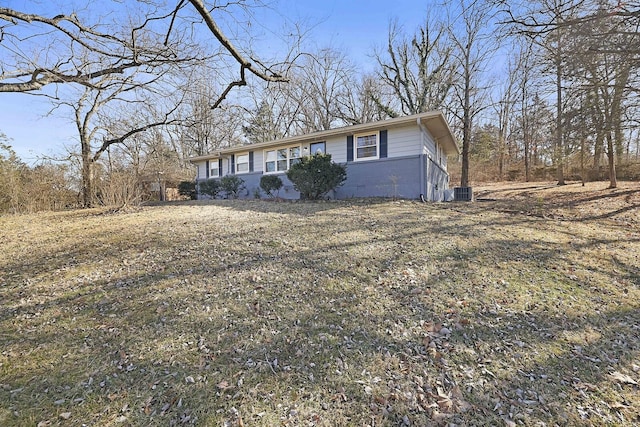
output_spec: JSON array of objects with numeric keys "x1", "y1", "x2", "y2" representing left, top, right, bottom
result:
[{"x1": 454, "y1": 187, "x2": 473, "y2": 201}]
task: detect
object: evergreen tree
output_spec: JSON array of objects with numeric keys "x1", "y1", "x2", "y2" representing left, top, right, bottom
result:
[{"x1": 243, "y1": 101, "x2": 282, "y2": 144}]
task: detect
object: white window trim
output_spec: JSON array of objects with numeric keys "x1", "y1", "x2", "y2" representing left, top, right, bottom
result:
[
  {"x1": 263, "y1": 144, "x2": 302, "y2": 174},
  {"x1": 210, "y1": 160, "x2": 221, "y2": 177},
  {"x1": 354, "y1": 131, "x2": 379, "y2": 161},
  {"x1": 235, "y1": 153, "x2": 250, "y2": 174}
]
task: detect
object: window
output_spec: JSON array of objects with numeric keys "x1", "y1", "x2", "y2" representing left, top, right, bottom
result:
[
  {"x1": 236, "y1": 153, "x2": 249, "y2": 173},
  {"x1": 265, "y1": 150, "x2": 277, "y2": 172},
  {"x1": 264, "y1": 145, "x2": 302, "y2": 173},
  {"x1": 355, "y1": 132, "x2": 378, "y2": 160},
  {"x1": 277, "y1": 148, "x2": 287, "y2": 171},
  {"x1": 289, "y1": 146, "x2": 301, "y2": 166},
  {"x1": 310, "y1": 141, "x2": 326, "y2": 155},
  {"x1": 210, "y1": 160, "x2": 220, "y2": 177}
]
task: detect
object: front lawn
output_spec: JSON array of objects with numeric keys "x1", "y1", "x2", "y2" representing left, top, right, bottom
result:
[{"x1": 1, "y1": 181, "x2": 638, "y2": 426}]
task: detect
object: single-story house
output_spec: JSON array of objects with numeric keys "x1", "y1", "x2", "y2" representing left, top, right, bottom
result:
[{"x1": 189, "y1": 111, "x2": 460, "y2": 201}]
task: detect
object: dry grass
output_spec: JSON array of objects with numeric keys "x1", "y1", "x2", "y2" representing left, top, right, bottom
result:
[{"x1": 1, "y1": 181, "x2": 639, "y2": 426}]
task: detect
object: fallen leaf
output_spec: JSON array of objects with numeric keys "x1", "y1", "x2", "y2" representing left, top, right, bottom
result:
[
  {"x1": 59, "y1": 412, "x2": 72, "y2": 420},
  {"x1": 437, "y1": 396, "x2": 453, "y2": 412},
  {"x1": 431, "y1": 410, "x2": 453, "y2": 421},
  {"x1": 609, "y1": 401, "x2": 630, "y2": 410},
  {"x1": 374, "y1": 395, "x2": 388, "y2": 405},
  {"x1": 611, "y1": 371, "x2": 638, "y2": 385}
]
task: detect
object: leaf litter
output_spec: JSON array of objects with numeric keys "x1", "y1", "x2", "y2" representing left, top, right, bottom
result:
[{"x1": 0, "y1": 181, "x2": 639, "y2": 426}]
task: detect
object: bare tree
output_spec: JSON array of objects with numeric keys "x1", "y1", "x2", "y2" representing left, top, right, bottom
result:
[
  {"x1": 0, "y1": 134, "x2": 76, "y2": 212},
  {"x1": 374, "y1": 18, "x2": 456, "y2": 117},
  {"x1": 241, "y1": 81, "x2": 298, "y2": 143},
  {"x1": 491, "y1": 39, "x2": 542, "y2": 182},
  {"x1": 447, "y1": 0, "x2": 496, "y2": 188},
  {"x1": 181, "y1": 75, "x2": 245, "y2": 155},
  {"x1": 498, "y1": 0, "x2": 583, "y2": 185},
  {"x1": 332, "y1": 73, "x2": 392, "y2": 125},
  {"x1": 497, "y1": 0, "x2": 640, "y2": 187},
  {"x1": 0, "y1": 1, "x2": 287, "y2": 96},
  {"x1": 492, "y1": 52, "x2": 519, "y2": 180},
  {"x1": 292, "y1": 48, "x2": 354, "y2": 132},
  {"x1": 2, "y1": 1, "x2": 293, "y2": 206},
  {"x1": 567, "y1": 2, "x2": 638, "y2": 188}
]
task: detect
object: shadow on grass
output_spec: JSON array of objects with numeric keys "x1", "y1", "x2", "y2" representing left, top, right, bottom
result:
[
  {"x1": 142, "y1": 197, "x2": 394, "y2": 216},
  {"x1": 1, "y1": 200, "x2": 639, "y2": 425},
  {"x1": 476, "y1": 183, "x2": 640, "y2": 223}
]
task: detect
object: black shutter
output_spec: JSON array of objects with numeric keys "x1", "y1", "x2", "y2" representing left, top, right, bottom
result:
[
  {"x1": 218, "y1": 159, "x2": 223, "y2": 177},
  {"x1": 205, "y1": 160, "x2": 210, "y2": 178},
  {"x1": 231, "y1": 154, "x2": 235, "y2": 174},
  {"x1": 347, "y1": 135, "x2": 354, "y2": 162},
  {"x1": 379, "y1": 130, "x2": 388, "y2": 158},
  {"x1": 249, "y1": 151, "x2": 254, "y2": 172}
]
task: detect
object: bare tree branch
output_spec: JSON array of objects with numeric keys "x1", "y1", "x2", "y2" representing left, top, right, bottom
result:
[
  {"x1": 210, "y1": 64, "x2": 248, "y2": 110},
  {"x1": 186, "y1": 0, "x2": 288, "y2": 83}
]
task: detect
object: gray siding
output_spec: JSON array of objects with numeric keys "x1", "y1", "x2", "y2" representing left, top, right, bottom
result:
[
  {"x1": 425, "y1": 156, "x2": 449, "y2": 202},
  {"x1": 194, "y1": 121, "x2": 452, "y2": 201},
  {"x1": 197, "y1": 172, "x2": 300, "y2": 200},
  {"x1": 335, "y1": 156, "x2": 422, "y2": 199},
  {"x1": 325, "y1": 135, "x2": 347, "y2": 163},
  {"x1": 197, "y1": 155, "x2": 449, "y2": 201},
  {"x1": 237, "y1": 172, "x2": 300, "y2": 199},
  {"x1": 387, "y1": 126, "x2": 421, "y2": 158},
  {"x1": 420, "y1": 124, "x2": 449, "y2": 175},
  {"x1": 422, "y1": 129, "x2": 437, "y2": 157},
  {"x1": 196, "y1": 162, "x2": 206, "y2": 180},
  {"x1": 252, "y1": 150, "x2": 264, "y2": 171},
  {"x1": 440, "y1": 146, "x2": 448, "y2": 169}
]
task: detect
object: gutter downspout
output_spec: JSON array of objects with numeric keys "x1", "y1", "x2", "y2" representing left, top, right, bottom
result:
[{"x1": 417, "y1": 117, "x2": 427, "y2": 202}]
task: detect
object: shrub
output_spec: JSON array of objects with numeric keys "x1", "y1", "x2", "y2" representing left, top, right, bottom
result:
[
  {"x1": 178, "y1": 181, "x2": 197, "y2": 199},
  {"x1": 220, "y1": 175, "x2": 245, "y2": 199},
  {"x1": 286, "y1": 153, "x2": 346, "y2": 200},
  {"x1": 260, "y1": 175, "x2": 283, "y2": 198},
  {"x1": 198, "y1": 179, "x2": 221, "y2": 198}
]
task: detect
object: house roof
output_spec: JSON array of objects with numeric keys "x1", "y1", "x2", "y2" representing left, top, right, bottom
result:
[{"x1": 188, "y1": 111, "x2": 460, "y2": 162}]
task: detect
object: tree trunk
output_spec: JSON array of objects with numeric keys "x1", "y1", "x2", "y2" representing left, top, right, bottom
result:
[
  {"x1": 611, "y1": 65, "x2": 629, "y2": 183},
  {"x1": 524, "y1": 134, "x2": 530, "y2": 182},
  {"x1": 460, "y1": 57, "x2": 471, "y2": 188},
  {"x1": 555, "y1": 51, "x2": 565, "y2": 185},
  {"x1": 593, "y1": 133, "x2": 603, "y2": 168},
  {"x1": 522, "y1": 90, "x2": 530, "y2": 182},
  {"x1": 498, "y1": 128, "x2": 505, "y2": 180},
  {"x1": 580, "y1": 135, "x2": 585, "y2": 186},
  {"x1": 81, "y1": 141, "x2": 94, "y2": 208},
  {"x1": 606, "y1": 132, "x2": 617, "y2": 189}
]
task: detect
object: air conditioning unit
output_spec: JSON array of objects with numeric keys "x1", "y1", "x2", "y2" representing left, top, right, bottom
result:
[{"x1": 454, "y1": 187, "x2": 473, "y2": 201}]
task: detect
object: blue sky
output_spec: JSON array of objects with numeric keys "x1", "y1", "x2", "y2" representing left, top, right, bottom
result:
[{"x1": 0, "y1": 0, "x2": 437, "y2": 163}]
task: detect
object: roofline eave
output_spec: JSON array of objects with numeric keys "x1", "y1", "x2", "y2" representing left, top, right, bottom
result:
[{"x1": 188, "y1": 111, "x2": 459, "y2": 161}]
